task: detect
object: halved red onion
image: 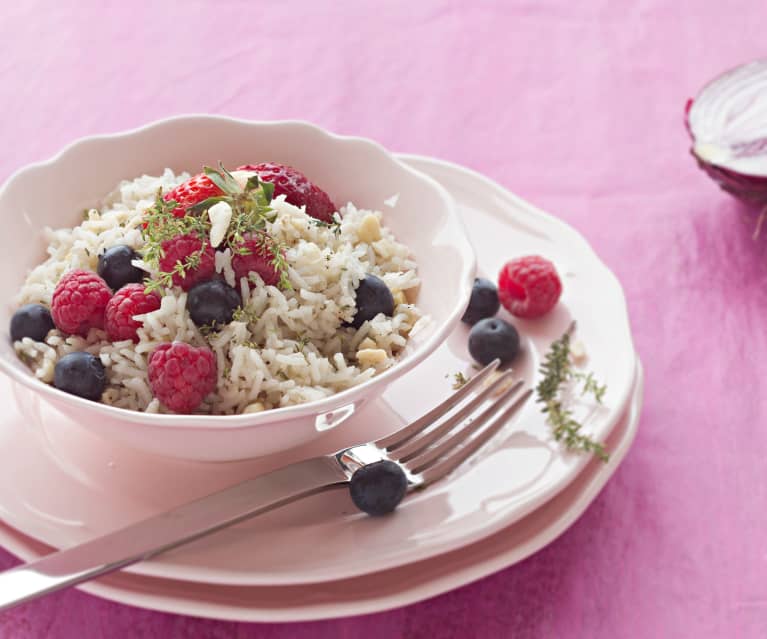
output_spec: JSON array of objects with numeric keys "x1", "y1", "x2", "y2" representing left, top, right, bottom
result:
[{"x1": 686, "y1": 60, "x2": 767, "y2": 203}]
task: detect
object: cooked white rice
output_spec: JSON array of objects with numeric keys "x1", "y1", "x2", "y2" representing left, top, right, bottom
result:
[{"x1": 13, "y1": 170, "x2": 423, "y2": 414}]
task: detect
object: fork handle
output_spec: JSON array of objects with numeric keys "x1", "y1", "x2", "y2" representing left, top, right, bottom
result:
[{"x1": 0, "y1": 456, "x2": 348, "y2": 611}]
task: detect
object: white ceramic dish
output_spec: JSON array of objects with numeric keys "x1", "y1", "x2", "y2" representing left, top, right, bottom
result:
[
  {"x1": 0, "y1": 116, "x2": 475, "y2": 461},
  {"x1": 0, "y1": 363, "x2": 642, "y2": 622},
  {"x1": 0, "y1": 156, "x2": 638, "y2": 586}
]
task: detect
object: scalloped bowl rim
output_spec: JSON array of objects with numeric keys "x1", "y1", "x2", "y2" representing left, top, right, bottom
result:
[{"x1": 0, "y1": 115, "x2": 476, "y2": 431}]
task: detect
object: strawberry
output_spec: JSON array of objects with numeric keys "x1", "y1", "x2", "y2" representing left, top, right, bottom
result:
[
  {"x1": 163, "y1": 173, "x2": 223, "y2": 218},
  {"x1": 237, "y1": 163, "x2": 336, "y2": 222}
]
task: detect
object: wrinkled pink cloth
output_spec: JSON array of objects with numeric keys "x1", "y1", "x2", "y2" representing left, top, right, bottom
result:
[{"x1": 2, "y1": 1, "x2": 766, "y2": 637}]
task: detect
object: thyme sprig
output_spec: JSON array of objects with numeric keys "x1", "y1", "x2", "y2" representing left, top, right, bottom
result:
[
  {"x1": 141, "y1": 191, "x2": 211, "y2": 293},
  {"x1": 309, "y1": 217, "x2": 342, "y2": 236},
  {"x1": 232, "y1": 305, "x2": 260, "y2": 324},
  {"x1": 536, "y1": 322, "x2": 609, "y2": 462},
  {"x1": 141, "y1": 191, "x2": 208, "y2": 263},
  {"x1": 293, "y1": 335, "x2": 310, "y2": 353},
  {"x1": 249, "y1": 232, "x2": 292, "y2": 291}
]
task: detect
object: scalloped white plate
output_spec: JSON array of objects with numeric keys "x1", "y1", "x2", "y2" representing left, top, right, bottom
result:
[
  {"x1": 0, "y1": 362, "x2": 642, "y2": 622},
  {"x1": 0, "y1": 155, "x2": 637, "y2": 587}
]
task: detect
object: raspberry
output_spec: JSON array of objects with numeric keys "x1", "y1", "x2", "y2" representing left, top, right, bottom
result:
[
  {"x1": 148, "y1": 342, "x2": 217, "y2": 414},
  {"x1": 498, "y1": 256, "x2": 562, "y2": 319},
  {"x1": 237, "y1": 163, "x2": 335, "y2": 222},
  {"x1": 158, "y1": 233, "x2": 216, "y2": 291},
  {"x1": 231, "y1": 232, "x2": 281, "y2": 286},
  {"x1": 163, "y1": 173, "x2": 222, "y2": 218},
  {"x1": 51, "y1": 270, "x2": 112, "y2": 336},
  {"x1": 105, "y1": 284, "x2": 161, "y2": 342}
]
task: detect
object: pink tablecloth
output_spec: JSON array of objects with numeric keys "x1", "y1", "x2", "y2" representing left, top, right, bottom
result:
[{"x1": 2, "y1": 1, "x2": 765, "y2": 636}]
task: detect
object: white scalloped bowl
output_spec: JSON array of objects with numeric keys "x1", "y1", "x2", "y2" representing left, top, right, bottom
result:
[{"x1": 0, "y1": 116, "x2": 475, "y2": 461}]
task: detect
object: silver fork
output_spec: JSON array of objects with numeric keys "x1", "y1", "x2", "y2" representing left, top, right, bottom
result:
[{"x1": 0, "y1": 359, "x2": 530, "y2": 611}]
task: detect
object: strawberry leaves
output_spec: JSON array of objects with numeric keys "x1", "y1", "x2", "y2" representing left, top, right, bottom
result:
[{"x1": 203, "y1": 163, "x2": 241, "y2": 195}]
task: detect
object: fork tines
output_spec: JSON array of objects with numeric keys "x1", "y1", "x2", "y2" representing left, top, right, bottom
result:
[{"x1": 375, "y1": 359, "x2": 532, "y2": 486}]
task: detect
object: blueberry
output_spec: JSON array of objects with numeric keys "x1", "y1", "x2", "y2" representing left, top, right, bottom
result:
[
  {"x1": 461, "y1": 277, "x2": 500, "y2": 325},
  {"x1": 187, "y1": 280, "x2": 241, "y2": 327},
  {"x1": 349, "y1": 460, "x2": 408, "y2": 516},
  {"x1": 468, "y1": 317, "x2": 520, "y2": 366},
  {"x1": 97, "y1": 245, "x2": 144, "y2": 290},
  {"x1": 349, "y1": 275, "x2": 394, "y2": 329},
  {"x1": 53, "y1": 352, "x2": 106, "y2": 401},
  {"x1": 10, "y1": 304, "x2": 54, "y2": 342}
]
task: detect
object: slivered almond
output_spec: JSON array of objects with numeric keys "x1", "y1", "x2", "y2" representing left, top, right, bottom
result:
[
  {"x1": 359, "y1": 337, "x2": 377, "y2": 350},
  {"x1": 356, "y1": 348, "x2": 388, "y2": 368},
  {"x1": 243, "y1": 401, "x2": 266, "y2": 414},
  {"x1": 404, "y1": 284, "x2": 420, "y2": 304},
  {"x1": 357, "y1": 214, "x2": 382, "y2": 243},
  {"x1": 208, "y1": 201, "x2": 233, "y2": 248},
  {"x1": 230, "y1": 169, "x2": 257, "y2": 190}
]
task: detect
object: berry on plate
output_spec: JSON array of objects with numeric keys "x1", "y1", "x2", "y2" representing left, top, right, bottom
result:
[
  {"x1": 498, "y1": 255, "x2": 562, "y2": 319},
  {"x1": 97, "y1": 245, "x2": 145, "y2": 291},
  {"x1": 10, "y1": 304, "x2": 55, "y2": 342},
  {"x1": 158, "y1": 233, "x2": 216, "y2": 291},
  {"x1": 237, "y1": 162, "x2": 336, "y2": 223},
  {"x1": 468, "y1": 317, "x2": 520, "y2": 366},
  {"x1": 163, "y1": 173, "x2": 223, "y2": 218},
  {"x1": 187, "y1": 280, "x2": 241, "y2": 327},
  {"x1": 349, "y1": 460, "x2": 408, "y2": 516},
  {"x1": 104, "y1": 284, "x2": 161, "y2": 342},
  {"x1": 461, "y1": 277, "x2": 500, "y2": 325},
  {"x1": 148, "y1": 342, "x2": 217, "y2": 414},
  {"x1": 230, "y1": 232, "x2": 282, "y2": 287},
  {"x1": 53, "y1": 352, "x2": 107, "y2": 401},
  {"x1": 51, "y1": 270, "x2": 112, "y2": 336},
  {"x1": 348, "y1": 275, "x2": 395, "y2": 329}
]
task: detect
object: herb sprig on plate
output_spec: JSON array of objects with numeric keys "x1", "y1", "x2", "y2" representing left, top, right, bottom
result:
[{"x1": 536, "y1": 322, "x2": 609, "y2": 461}]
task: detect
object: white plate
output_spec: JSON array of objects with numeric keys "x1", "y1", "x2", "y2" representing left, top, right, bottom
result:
[
  {"x1": 0, "y1": 155, "x2": 637, "y2": 586},
  {"x1": 0, "y1": 363, "x2": 642, "y2": 622}
]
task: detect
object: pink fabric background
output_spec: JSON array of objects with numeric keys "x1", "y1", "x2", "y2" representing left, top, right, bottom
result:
[{"x1": 1, "y1": 0, "x2": 766, "y2": 636}]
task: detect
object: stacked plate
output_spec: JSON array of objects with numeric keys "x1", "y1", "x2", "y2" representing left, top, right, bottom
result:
[{"x1": 0, "y1": 156, "x2": 642, "y2": 622}]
